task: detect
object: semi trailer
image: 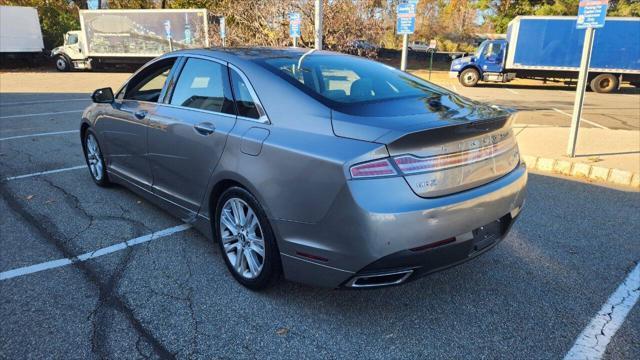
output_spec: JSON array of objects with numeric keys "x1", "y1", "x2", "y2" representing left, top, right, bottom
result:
[
  {"x1": 449, "y1": 16, "x2": 640, "y2": 93},
  {"x1": 51, "y1": 9, "x2": 209, "y2": 71}
]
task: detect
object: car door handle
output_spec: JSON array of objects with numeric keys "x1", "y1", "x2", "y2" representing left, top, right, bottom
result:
[
  {"x1": 134, "y1": 110, "x2": 147, "y2": 119},
  {"x1": 194, "y1": 122, "x2": 215, "y2": 136}
]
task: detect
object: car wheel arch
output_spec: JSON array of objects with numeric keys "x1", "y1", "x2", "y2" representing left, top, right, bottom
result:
[
  {"x1": 80, "y1": 121, "x2": 90, "y2": 141},
  {"x1": 459, "y1": 64, "x2": 482, "y2": 77},
  {"x1": 205, "y1": 174, "x2": 274, "y2": 225}
]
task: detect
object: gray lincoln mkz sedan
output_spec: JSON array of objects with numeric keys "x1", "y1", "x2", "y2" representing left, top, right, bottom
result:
[{"x1": 81, "y1": 48, "x2": 527, "y2": 289}]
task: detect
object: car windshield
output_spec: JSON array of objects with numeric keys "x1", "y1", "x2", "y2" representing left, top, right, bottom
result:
[
  {"x1": 258, "y1": 53, "x2": 443, "y2": 106},
  {"x1": 474, "y1": 40, "x2": 489, "y2": 58}
]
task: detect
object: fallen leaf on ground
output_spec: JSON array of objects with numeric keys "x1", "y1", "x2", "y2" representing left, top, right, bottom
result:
[
  {"x1": 276, "y1": 327, "x2": 289, "y2": 336},
  {"x1": 26, "y1": 195, "x2": 34, "y2": 200}
]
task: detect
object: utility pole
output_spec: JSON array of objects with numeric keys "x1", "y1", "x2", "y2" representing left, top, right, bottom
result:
[{"x1": 314, "y1": 0, "x2": 323, "y2": 50}]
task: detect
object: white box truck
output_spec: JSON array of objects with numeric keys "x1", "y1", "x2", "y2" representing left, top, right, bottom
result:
[
  {"x1": 51, "y1": 9, "x2": 209, "y2": 71},
  {"x1": 0, "y1": 6, "x2": 45, "y2": 61}
]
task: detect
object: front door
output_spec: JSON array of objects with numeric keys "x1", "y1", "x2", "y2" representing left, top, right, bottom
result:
[
  {"x1": 148, "y1": 57, "x2": 237, "y2": 215},
  {"x1": 96, "y1": 57, "x2": 177, "y2": 189},
  {"x1": 479, "y1": 40, "x2": 506, "y2": 73}
]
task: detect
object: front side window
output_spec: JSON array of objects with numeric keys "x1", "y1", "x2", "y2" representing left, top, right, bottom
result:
[
  {"x1": 67, "y1": 34, "x2": 78, "y2": 45},
  {"x1": 124, "y1": 58, "x2": 176, "y2": 102},
  {"x1": 230, "y1": 69, "x2": 260, "y2": 119},
  {"x1": 170, "y1": 58, "x2": 235, "y2": 114},
  {"x1": 260, "y1": 54, "x2": 441, "y2": 105}
]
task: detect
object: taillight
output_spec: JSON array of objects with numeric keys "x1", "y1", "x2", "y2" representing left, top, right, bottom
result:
[
  {"x1": 393, "y1": 139, "x2": 516, "y2": 174},
  {"x1": 349, "y1": 159, "x2": 397, "y2": 179},
  {"x1": 349, "y1": 138, "x2": 517, "y2": 179}
]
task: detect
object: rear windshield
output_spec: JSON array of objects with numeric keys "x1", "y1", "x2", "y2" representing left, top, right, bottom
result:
[{"x1": 258, "y1": 53, "x2": 443, "y2": 107}]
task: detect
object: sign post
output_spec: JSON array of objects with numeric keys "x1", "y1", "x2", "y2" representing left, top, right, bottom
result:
[
  {"x1": 289, "y1": 12, "x2": 302, "y2": 47},
  {"x1": 396, "y1": 1, "x2": 417, "y2": 71},
  {"x1": 219, "y1": 16, "x2": 226, "y2": 47},
  {"x1": 567, "y1": 0, "x2": 609, "y2": 157},
  {"x1": 164, "y1": 20, "x2": 173, "y2": 52}
]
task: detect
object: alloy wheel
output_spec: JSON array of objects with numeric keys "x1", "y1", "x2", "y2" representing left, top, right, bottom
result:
[
  {"x1": 219, "y1": 198, "x2": 265, "y2": 279},
  {"x1": 86, "y1": 134, "x2": 103, "y2": 181}
]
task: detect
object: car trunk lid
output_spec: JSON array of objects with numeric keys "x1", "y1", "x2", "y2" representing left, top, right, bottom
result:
[{"x1": 333, "y1": 94, "x2": 520, "y2": 198}]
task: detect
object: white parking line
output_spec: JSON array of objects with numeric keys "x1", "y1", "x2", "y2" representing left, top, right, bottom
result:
[
  {"x1": 0, "y1": 98, "x2": 88, "y2": 106},
  {"x1": 564, "y1": 263, "x2": 640, "y2": 360},
  {"x1": 0, "y1": 130, "x2": 79, "y2": 141},
  {"x1": 505, "y1": 88, "x2": 520, "y2": 95},
  {"x1": 0, "y1": 109, "x2": 84, "y2": 120},
  {"x1": 552, "y1": 108, "x2": 609, "y2": 130},
  {"x1": 0, "y1": 224, "x2": 192, "y2": 281},
  {"x1": 4, "y1": 165, "x2": 86, "y2": 181}
]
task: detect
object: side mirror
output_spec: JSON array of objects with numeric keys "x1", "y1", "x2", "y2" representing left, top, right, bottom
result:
[{"x1": 92, "y1": 87, "x2": 114, "y2": 103}]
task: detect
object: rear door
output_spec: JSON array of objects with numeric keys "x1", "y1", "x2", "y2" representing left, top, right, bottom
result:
[{"x1": 147, "y1": 56, "x2": 237, "y2": 216}]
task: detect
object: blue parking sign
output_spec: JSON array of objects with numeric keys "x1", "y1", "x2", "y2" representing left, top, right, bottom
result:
[
  {"x1": 396, "y1": 3, "x2": 416, "y2": 35},
  {"x1": 577, "y1": 0, "x2": 609, "y2": 29},
  {"x1": 289, "y1": 12, "x2": 301, "y2": 38}
]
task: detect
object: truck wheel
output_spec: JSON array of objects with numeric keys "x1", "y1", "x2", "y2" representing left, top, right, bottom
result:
[
  {"x1": 54, "y1": 55, "x2": 70, "y2": 72},
  {"x1": 459, "y1": 68, "x2": 480, "y2": 87},
  {"x1": 590, "y1": 74, "x2": 618, "y2": 93}
]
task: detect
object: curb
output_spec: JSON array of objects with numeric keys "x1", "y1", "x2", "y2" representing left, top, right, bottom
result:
[{"x1": 522, "y1": 155, "x2": 640, "y2": 189}]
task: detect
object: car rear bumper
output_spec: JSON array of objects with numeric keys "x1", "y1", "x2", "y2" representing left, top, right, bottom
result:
[{"x1": 275, "y1": 162, "x2": 527, "y2": 288}]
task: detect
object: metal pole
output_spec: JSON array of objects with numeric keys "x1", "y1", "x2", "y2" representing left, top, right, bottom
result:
[
  {"x1": 222, "y1": 38, "x2": 226, "y2": 47},
  {"x1": 400, "y1": 34, "x2": 408, "y2": 71},
  {"x1": 314, "y1": 0, "x2": 323, "y2": 50},
  {"x1": 293, "y1": 37, "x2": 298, "y2": 48},
  {"x1": 429, "y1": 49, "x2": 434, "y2": 80},
  {"x1": 567, "y1": 27, "x2": 595, "y2": 157}
]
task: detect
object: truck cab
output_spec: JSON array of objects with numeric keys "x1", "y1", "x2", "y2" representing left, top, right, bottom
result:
[
  {"x1": 51, "y1": 31, "x2": 90, "y2": 71},
  {"x1": 450, "y1": 39, "x2": 514, "y2": 87}
]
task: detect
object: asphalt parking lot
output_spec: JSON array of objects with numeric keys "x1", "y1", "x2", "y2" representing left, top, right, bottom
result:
[{"x1": 1, "y1": 72, "x2": 639, "y2": 359}]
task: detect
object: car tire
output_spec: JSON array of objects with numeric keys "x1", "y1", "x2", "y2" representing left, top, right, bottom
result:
[
  {"x1": 54, "y1": 55, "x2": 70, "y2": 72},
  {"x1": 590, "y1": 74, "x2": 618, "y2": 93},
  {"x1": 459, "y1": 68, "x2": 480, "y2": 87},
  {"x1": 215, "y1": 187, "x2": 281, "y2": 290},
  {"x1": 82, "y1": 129, "x2": 110, "y2": 187}
]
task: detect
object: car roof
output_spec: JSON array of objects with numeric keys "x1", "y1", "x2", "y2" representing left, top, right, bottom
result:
[{"x1": 167, "y1": 47, "x2": 342, "y2": 63}]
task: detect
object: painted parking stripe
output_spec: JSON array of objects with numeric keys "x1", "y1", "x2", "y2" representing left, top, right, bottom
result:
[
  {"x1": 564, "y1": 263, "x2": 640, "y2": 360},
  {"x1": 0, "y1": 98, "x2": 88, "y2": 106},
  {"x1": 4, "y1": 165, "x2": 86, "y2": 181},
  {"x1": 0, "y1": 109, "x2": 84, "y2": 120},
  {"x1": 0, "y1": 224, "x2": 192, "y2": 281},
  {"x1": 552, "y1": 108, "x2": 609, "y2": 130},
  {"x1": 0, "y1": 130, "x2": 79, "y2": 141}
]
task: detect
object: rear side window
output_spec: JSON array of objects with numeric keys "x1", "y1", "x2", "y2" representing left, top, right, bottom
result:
[
  {"x1": 170, "y1": 58, "x2": 235, "y2": 115},
  {"x1": 124, "y1": 58, "x2": 176, "y2": 102},
  {"x1": 230, "y1": 70, "x2": 260, "y2": 119}
]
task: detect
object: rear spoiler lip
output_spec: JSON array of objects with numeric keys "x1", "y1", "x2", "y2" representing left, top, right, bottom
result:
[{"x1": 375, "y1": 114, "x2": 514, "y2": 148}]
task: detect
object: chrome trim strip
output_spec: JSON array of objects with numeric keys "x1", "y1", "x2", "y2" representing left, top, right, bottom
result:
[
  {"x1": 155, "y1": 102, "x2": 237, "y2": 119},
  {"x1": 228, "y1": 63, "x2": 271, "y2": 124}
]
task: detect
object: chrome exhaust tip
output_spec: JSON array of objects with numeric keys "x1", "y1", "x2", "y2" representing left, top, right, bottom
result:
[{"x1": 345, "y1": 269, "x2": 414, "y2": 288}]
